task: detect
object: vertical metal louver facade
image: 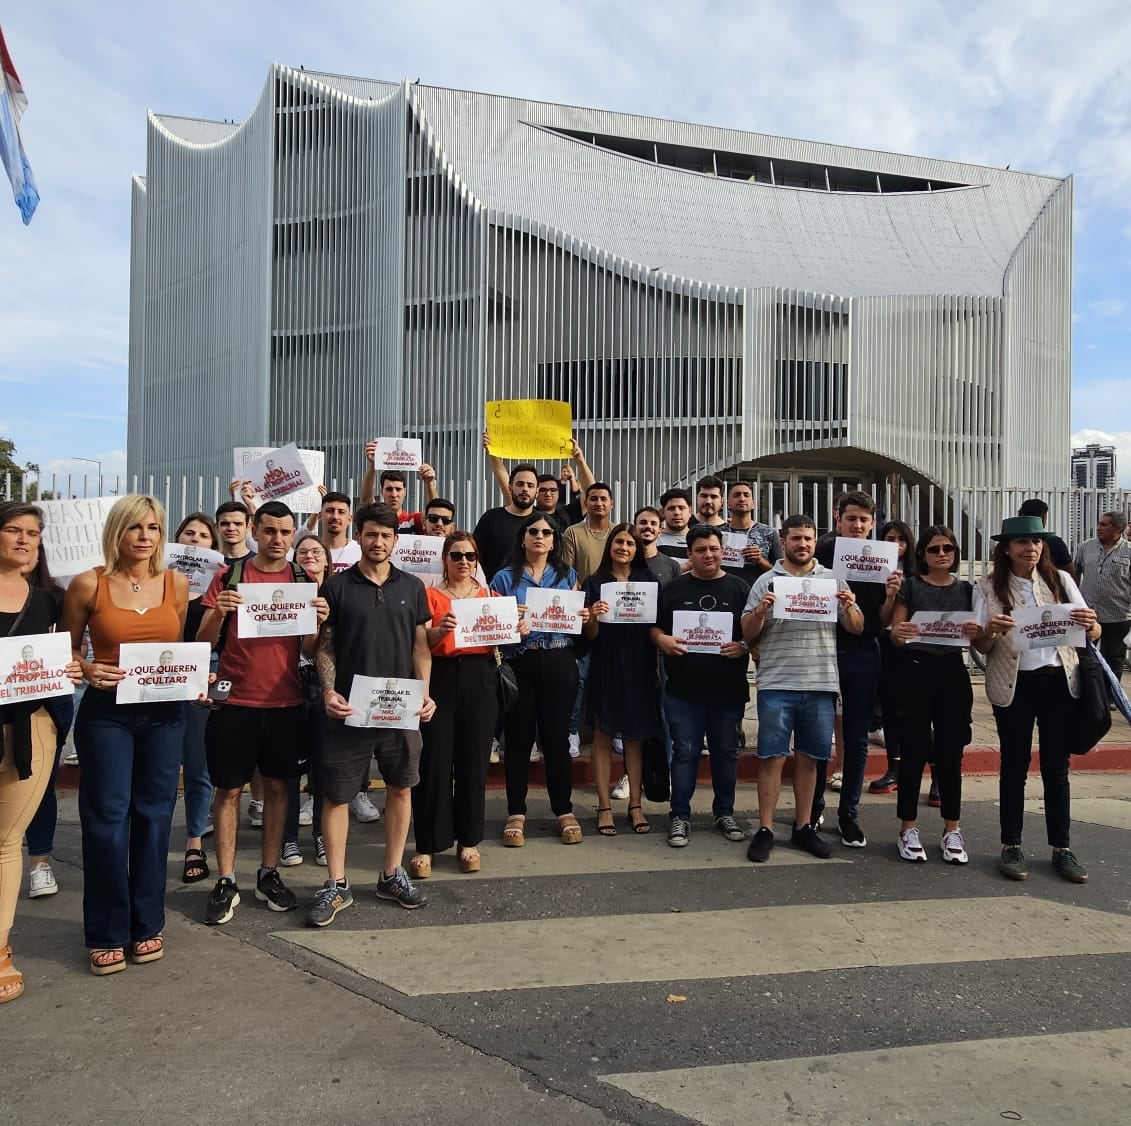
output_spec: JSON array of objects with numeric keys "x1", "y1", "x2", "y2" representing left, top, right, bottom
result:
[{"x1": 129, "y1": 65, "x2": 1073, "y2": 515}]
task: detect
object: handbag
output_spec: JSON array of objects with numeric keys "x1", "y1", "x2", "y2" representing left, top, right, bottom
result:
[
  {"x1": 641, "y1": 733, "x2": 670, "y2": 803},
  {"x1": 1070, "y1": 640, "x2": 1112, "y2": 755},
  {"x1": 494, "y1": 649, "x2": 519, "y2": 716}
]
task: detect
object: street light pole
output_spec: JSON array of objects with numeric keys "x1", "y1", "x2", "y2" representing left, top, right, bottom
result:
[{"x1": 72, "y1": 457, "x2": 102, "y2": 498}]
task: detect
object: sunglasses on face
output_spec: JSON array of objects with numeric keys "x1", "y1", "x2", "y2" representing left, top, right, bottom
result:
[
  {"x1": 426, "y1": 514, "x2": 454, "y2": 525},
  {"x1": 526, "y1": 527, "x2": 553, "y2": 537},
  {"x1": 447, "y1": 551, "x2": 478, "y2": 562},
  {"x1": 925, "y1": 545, "x2": 956, "y2": 555},
  {"x1": 537, "y1": 487, "x2": 559, "y2": 495}
]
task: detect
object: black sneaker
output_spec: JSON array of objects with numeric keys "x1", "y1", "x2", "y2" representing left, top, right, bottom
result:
[
  {"x1": 868, "y1": 767, "x2": 899, "y2": 794},
  {"x1": 255, "y1": 867, "x2": 298, "y2": 912},
  {"x1": 999, "y1": 845, "x2": 1028, "y2": 881},
  {"x1": 375, "y1": 866, "x2": 428, "y2": 909},
  {"x1": 791, "y1": 823, "x2": 832, "y2": 859},
  {"x1": 667, "y1": 817, "x2": 690, "y2": 848},
  {"x1": 306, "y1": 882, "x2": 354, "y2": 927},
  {"x1": 747, "y1": 826, "x2": 774, "y2": 863},
  {"x1": 1052, "y1": 848, "x2": 1088, "y2": 884},
  {"x1": 839, "y1": 816, "x2": 867, "y2": 848},
  {"x1": 204, "y1": 877, "x2": 240, "y2": 926},
  {"x1": 715, "y1": 815, "x2": 745, "y2": 842}
]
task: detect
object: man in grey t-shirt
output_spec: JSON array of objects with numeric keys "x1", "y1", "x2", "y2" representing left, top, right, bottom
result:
[{"x1": 1073, "y1": 511, "x2": 1131, "y2": 683}]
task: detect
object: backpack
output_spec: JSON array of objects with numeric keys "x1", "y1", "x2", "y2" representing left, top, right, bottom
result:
[{"x1": 215, "y1": 557, "x2": 313, "y2": 653}]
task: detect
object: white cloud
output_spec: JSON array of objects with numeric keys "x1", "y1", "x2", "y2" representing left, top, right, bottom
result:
[{"x1": 1089, "y1": 298, "x2": 1128, "y2": 318}]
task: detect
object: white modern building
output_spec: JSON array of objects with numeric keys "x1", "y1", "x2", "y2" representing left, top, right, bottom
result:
[
  {"x1": 1070, "y1": 442, "x2": 1119, "y2": 544},
  {"x1": 129, "y1": 65, "x2": 1073, "y2": 521}
]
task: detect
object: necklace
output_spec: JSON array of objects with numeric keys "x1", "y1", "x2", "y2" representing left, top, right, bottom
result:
[{"x1": 121, "y1": 571, "x2": 147, "y2": 593}]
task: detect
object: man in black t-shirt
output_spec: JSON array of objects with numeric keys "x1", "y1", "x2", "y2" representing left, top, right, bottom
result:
[
  {"x1": 472, "y1": 463, "x2": 538, "y2": 582},
  {"x1": 650, "y1": 525, "x2": 751, "y2": 850}
]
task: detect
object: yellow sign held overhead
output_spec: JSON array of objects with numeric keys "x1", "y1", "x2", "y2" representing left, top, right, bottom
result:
[{"x1": 485, "y1": 399, "x2": 573, "y2": 460}]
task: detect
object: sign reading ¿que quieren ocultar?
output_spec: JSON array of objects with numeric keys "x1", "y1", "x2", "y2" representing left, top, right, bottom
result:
[{"x1": 115, "y1": 642, "x2": 211, "y2": 705}]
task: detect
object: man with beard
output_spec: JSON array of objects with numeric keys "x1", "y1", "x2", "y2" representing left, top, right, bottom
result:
[{"x1": 633, "y1": 507, "x2": 681, "y2": 586}]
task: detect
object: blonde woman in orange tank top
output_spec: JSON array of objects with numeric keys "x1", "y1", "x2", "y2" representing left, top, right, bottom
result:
[{"x1": 62, "y1": 495, "x2": 189, "y2": 976}]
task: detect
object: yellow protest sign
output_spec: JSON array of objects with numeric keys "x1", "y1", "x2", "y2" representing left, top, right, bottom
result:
[{"x1": 485, "y1": 399, "x2": 573, "y2": 459}]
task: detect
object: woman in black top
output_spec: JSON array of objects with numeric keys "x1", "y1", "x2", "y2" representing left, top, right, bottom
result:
[
  {"x1": 581, "y1": 525, "x2": 661, "y2": 835},
  {"x1": 0, "y1": 502, "x2": 82, "y2": 1004},
  {"x1": 889, "y1": 525, "x2": 979, "y2": 866}
]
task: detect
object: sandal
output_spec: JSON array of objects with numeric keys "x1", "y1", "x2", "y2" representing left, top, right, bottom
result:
[
  {"x1": 0, "y1": 946, "x2": 24, "y2": 1004},
  {"x1": 89, "y1": 948, "x2": 126, "y2": 976},
  {"x1": 409, "y1": 854, "x2": 432, "y2": 879},
  {"x1": 458, "y1": 846, "x2": 481, "y2": 873},
  {"x1": 182, "y1": 848, "x2": 209, "y2": 884},
  {"x1": 502, "y1": 815, "x2": 526, "y2": 848},
  {"x1": 628, "y1": 805, "x2": 651, "y2": 834},
  {"x1": 131, "y1": 935, "x2": 164, "y2": 964},
  {"x1": 558, "y1": 814, "x2": 583, "y2": 845},
  {"x1": 596, "y1": 806, "x2": 618, "y2": 837}
]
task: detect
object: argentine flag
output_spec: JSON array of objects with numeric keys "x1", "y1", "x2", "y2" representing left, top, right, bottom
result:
[{"x1": 0, "y1": 24, "x2": 39, "y2": 224}]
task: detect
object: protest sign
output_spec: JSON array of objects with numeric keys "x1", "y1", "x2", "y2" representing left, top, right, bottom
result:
[
  {"x1": 672, "y1": 610, "x2": 733, "y2": 654},
  {"x1": 721, "y1": 533, "x2": 748, "y2": 568},
  {"x1": 391, "y1": 537, "x2": 444, "y2": 575},
  {"x1": 772, "y1": 576, "x2": 839, "y2": 621},
  {"x1": 0, "y1": 633, "x2": 74, "y2": 705},
  {"x1": 38, "y1": 496, "x2": 118, "y2": 577},
  {"x1": 236, "y1": 583, "x2": 317, "y2": 638},
  {"x1": 910, "y1": 611, "x2": 976, "y2": 647},
  {"x1": 450, "y1": 596, "x2": 521, "y2": 647},
  {"x1": 116, "y1": 642, "x2": 211, "y2": 704},
  {"x1": 344, "y1": 676, "x2": 425, "y2": 730},
  {"x1": 831, "y1": 537, "x2": 899, "y2": 584},
  {"x1": 485, "y1": 399, "x2": 572, "y2": 459},
  {"x1": 164, "y1": 543, "x2": 226, "y2": 596},
  {"x1": 1010, "y1": 605, "x2": 1085, "y2": 651},
  {"x1": 525, "y1": 587, "x2": 585, "y2": 635},
  {"x1": 373, "y1": 437, "x2": 423, "y2": 471},
  {"x1": 599, "y1": 581, "x2": 658, "y2": 624},
  {"x1": 234, "y1": 445, "x2": 324, "y2": 511}
]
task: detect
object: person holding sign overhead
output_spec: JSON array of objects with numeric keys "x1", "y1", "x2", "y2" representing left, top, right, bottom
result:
[
  {"x1": 0, "y1": 502, "x2": 83, "y2": 1003},
  {"x1": 889, "y1": 526, "x2": 979, "y2": 864},
  {"x1": 490, "y1": 513, "x2": 589, "y2": 846},
  {"x1": 61, "y1": 495, "x2": 191, "y2": 976},
  {"x1": 360, "y1": 441, "x2": 439, "y2": 533},
  {"x1": 582, "y1": 525, "x2": 661, "y2": 835},
  {"x1": 973, "y1": 515, "x2": 1100, "y2": 884}
]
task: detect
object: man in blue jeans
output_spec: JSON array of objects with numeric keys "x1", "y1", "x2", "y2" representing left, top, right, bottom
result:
[
  {"x1": 742, "y1": 515, "x2": 862, "y2": 861},
  {"x1": 650, "y1": 525, "x2": 751, "y2": 848}
]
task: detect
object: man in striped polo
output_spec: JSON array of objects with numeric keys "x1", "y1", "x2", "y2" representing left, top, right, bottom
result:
[
  {"x1": 741, "y1": 515, "x2": 863, "y2": 862},
  {"x1": 1073, "y1": 511, "x2": 1131, "y2": 690}
]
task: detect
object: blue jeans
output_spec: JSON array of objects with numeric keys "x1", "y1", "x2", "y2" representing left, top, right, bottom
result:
[
  {"x1": 181, "y1": 702, "x2": 213, "y2": 839},
  {"x1": 76, "y1": 690, "x2": 184, "y2": 948},
  {"x1": 24, "y1": 695, "x2": 74, "y2": 855},
  {"x1": 665, "y1": 695, "x2": 744, "y2": 820}
]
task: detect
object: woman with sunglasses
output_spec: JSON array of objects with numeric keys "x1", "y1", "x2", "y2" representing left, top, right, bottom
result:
[
  {"x1": 889, "y1": 526, "x2": 979, "y2": 864},
  {"x1": 973, "y1": 515, "x2": 1099, "y2": 884},
  {"x1": 490, "y1": 514, "x2": 589, "y2": 846},
  {"x1": 410, "y1": 532, "x2": 498, "y2": 876}
]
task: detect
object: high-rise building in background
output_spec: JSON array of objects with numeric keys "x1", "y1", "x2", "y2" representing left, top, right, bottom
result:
[
  {"x1": 1070, "y1": 442, "x2": 1119, "y2": 543},
  {"x1": 128, "y1": 65, "x2": 1073, "y2": 527}
]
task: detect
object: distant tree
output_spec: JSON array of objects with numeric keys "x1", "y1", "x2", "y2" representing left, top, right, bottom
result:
[{"x1": 0, "y1": 438, "x2": 56, "y2": 500}]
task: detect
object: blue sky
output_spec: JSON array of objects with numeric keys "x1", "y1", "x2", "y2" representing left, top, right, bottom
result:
[{"x1": 2, "y1": 0, "x2": 1129, "y2": 486}]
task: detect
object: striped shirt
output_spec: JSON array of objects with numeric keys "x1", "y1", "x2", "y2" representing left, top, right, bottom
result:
[
  {"x1": 1072, "y1": 538, "x2": 1131, "y2": 623},
  {"x1": 745, "y1": 561, "x2": 850, "y2": 693}
]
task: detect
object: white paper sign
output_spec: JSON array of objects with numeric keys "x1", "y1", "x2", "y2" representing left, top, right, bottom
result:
[
  {"x1": 910, "y1": 611, "x2": 976, "y2": 647},
  {"x1": 672, "y1": 610, "x2": 733, "y2": 653},
  {"x1": 0, "y1": 633, "x2": 74, "y2": 705},
  {"x1": 37, "y1": 496, "x2": 119, "y2": 577},
  {"x1": 344, "y1": 675, "x2": 425, "y2": 730},
  {"x1": 164, "y1": 544, "x2": 226, "y2": 596},
  {"x1": 116, "y1": 642, "x2": 211, "y2": 705},
  {"x1": 772, "y1": 576, "x2": 839, "y2": 621},
  {"x1": 391, "y1": 537, "x2": 444, "y2": 575},
  {"x1": 599, "y1": 581, "x2": 658, "y2": 623},
  {"x1": 832, "y1": 537, "x2": 900, "y2": 584},
  {"x1": 374, "y1": 437, "x2": 423, "y2": 471},
  {"x1": 234, "y1": 445, "x2": 324, "y2": 511},
  {"x1": 721, "y1": 533, "x2": 748, "y2": 568},
  {"x1": 1010, "y1": 605, "x2": 1085, "y2": 651},
  {"x1": 450, "y1": 596, "x2": 521, "y2": 647},
  {"x1": 236, "y1": 583, "x2": 316, "y2": 638},
  {"x1": 525, "y1": 587, "x2": 585, "y2": 635}
]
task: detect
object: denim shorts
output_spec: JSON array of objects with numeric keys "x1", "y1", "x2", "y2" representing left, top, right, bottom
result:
[{"x1": 755, "y1": 690, "x2": 836, "y2": 761}]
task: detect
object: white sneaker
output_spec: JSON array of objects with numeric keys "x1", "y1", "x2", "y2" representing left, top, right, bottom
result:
[
  {"x1": 612, "y1": 736, "x2": 624, "y2": 754},
  {"x1": 298, "y1": 794, "x2": 314, "y2": 826},
  {"x1": 247, "y1": 799, "x2": 264, "y2": 828},
  {"x1": 898, "y1": 827, "x2": 928, "y2": 862},
  {"x1": 489, "y1": 740, "x2": 501, "y2": 764},
  {"x1": 529, "y1": 745, "x2": 543, "y2": 763},
  {"x1": 829, "y1": 771, "x2": 843, "y2": 792},
  {"x1": 941, "y1": 828, "x2": 969, "y2": 865},
  {"x1": 611, "y1": 774, "x2": 630, "y2": 801},
  {"x1": 61, "y1": 746, "x2": 79, "y2": 766},
  {"x1": 568, "y1": 733, "x2": 581, "y2": 759},
  {"x1": 279, "y1": 841, "x2": 303, "y2": 867},
  {"x1": 28, "y1": 861, "x2": 58, "y2": 898},
  {"x1": 350, "y1": 791, "x2": 382, "y2": 823}
]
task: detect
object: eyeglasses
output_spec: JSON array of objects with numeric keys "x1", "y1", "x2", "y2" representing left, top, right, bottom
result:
[
  {"x1": 425, "y1": 514, "x2": 454, "y2": 524},
  {"x1": 537, "y1": 487, "x2": 559, "y2": 495},
  {"x1": 526, "y1": 527, "x2": 553, "y2": 537},
  {"x1": 925, "y1": 545, "x2": 956, "y2": 555},
  {"x1": 447, "y1": 551, "x2": 478, "y2": 562}
]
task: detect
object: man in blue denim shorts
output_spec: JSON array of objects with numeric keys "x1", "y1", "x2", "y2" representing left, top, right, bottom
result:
[{"x1": 742, "y1": 515, "x2": 863, "y2": 862}]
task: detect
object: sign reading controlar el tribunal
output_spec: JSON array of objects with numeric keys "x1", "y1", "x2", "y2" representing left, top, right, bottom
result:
[
  {"x1": 485, "y1": 399, "x2": 572, "y2": 460},
  {"x1": 0, "y1": 633, "x2": 74, "y2": 705},
  {"x1": 344, "y1": 676, "x2": 426, "y2": 731}
]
